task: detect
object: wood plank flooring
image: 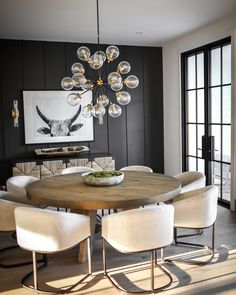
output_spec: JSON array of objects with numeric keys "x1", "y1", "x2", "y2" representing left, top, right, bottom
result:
[{"x1": 0, "y1": 206, "x2": 236, "y2": 294}]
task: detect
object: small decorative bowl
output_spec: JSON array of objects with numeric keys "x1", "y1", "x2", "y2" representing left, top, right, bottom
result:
[{"x1": 82, "y1": 171, "x2": 124, "y2": 186}]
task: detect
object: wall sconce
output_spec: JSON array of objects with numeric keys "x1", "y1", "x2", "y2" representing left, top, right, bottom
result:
[{"x1": 12, "y1": 100, "x2": 19, "y2": 127}]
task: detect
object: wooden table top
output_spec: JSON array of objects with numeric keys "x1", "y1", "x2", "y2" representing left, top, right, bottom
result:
[{"x1": 27, "y1": 171, "x2": 181, "y2": 210}]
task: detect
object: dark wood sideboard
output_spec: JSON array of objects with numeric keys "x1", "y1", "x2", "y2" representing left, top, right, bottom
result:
[{"x1": 11, "y1": 154, "x2": 115, "y2": 179}]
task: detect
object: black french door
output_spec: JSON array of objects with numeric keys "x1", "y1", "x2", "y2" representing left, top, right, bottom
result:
[{"x1": 182, "y1": 37, "x2": 231, "y2": 206}]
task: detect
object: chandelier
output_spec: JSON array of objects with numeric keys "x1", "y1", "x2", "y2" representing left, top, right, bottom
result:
[{"x1": 61, "y1": 0, "x2": 139, "y2": 124}]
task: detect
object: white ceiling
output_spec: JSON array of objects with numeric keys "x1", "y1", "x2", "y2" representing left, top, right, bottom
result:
[{"x1": 0, "y1": 0, "x2": 236, "y2": 46}]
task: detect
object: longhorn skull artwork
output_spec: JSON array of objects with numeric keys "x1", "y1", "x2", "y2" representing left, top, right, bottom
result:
[{"x1": 36, "y1": 105, "x2": 83, "y2": 137}]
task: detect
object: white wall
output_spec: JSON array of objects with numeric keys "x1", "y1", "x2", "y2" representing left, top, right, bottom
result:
[{"x1": 163, "y1": 13, "x2": 236, "y2": 210}]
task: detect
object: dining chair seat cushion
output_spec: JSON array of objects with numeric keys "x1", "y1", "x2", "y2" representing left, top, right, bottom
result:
[
  {"x1": 15, "y1": 207, "x2": 90, "y2": 253},
  {"x1": 6, "y1": 176, "x2": 38, "y2": 197},
  {"x1": 0, "y1": 198, "x2": 31, "y2": 232},
  {"x1": 102, "y1": 205, "x2": 174, "y2": 253},
  {"x1": 174, "y1": 171, "x2": 205, "y2": 193},
  {"x1": 61, "y1": 166, "x2": 95, "y2": 175},
  {"x1": 120, "y1": 165, "x2": 153, "y2": 173},
  {"x1": 172, "y1": 186, "x2": 218, "y2": 229}
]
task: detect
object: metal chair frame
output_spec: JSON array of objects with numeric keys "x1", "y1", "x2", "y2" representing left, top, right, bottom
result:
[
  {"x1": 167, "y1": 223, "x2": 215, "y2": 265},
  {"x1": 21, "y1": 237, "x2": 92, "y2": 294},
  {"x1": 102, "y1": 238, "x2": 173, "y2": 294}
]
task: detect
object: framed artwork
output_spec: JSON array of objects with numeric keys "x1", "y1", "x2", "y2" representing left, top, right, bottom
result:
[{"x1": 23, "y1": 90, "x2": 94, "y2": 144}]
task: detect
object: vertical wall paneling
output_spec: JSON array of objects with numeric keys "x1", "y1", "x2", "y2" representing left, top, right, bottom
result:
[
  {"x1": 1, "y1": 41, "x2": 26, "y2": 159},
  {"x1": 107, "y1": 46, "x2": 128, "y2": 169},
  {"x1": 22, "y1": 41, "x2": 46, "y2": 154},
  {"x1": 0, "y1": 39, "x2": 163, "y2": 182},
  {"x1": 126, "y1": 46, "x2": 145, "y2": 166},
  {"x1": 44, "y1": 42, "x2": 66, "y2": 89},
  {"x1": 144, "y1": 47, "x2": 164, "y2": 172}
]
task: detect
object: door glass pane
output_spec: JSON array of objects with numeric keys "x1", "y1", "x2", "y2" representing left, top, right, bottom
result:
[
  {"x1": 188, "y1": 124, "x2": 196, "y2": 156},
  {"x1": 210, "y1": 48, "x2": 221, "y2": 86},
  {"x1": 197, "y1": 158, "x2": 205, "y2": 174},
  {"x1": 222, "y1": 164, "x2": 231, "y2": 201},
  {"x1": 223, "y1": 86, "x2": 231, "y2": 123},
  {"x1": 188, "y1": 156, "x2": 196, "y2": 171},
  {"x1": 187, "y1": 55, "x2": 196, "y2": 89},
  {"x1": 222, "y1": 44, "x2": 231, "y2": 84},
  {"x1": 197, "y1": 89, "x2": 204, "y2": 123},
  {"x1": 211, "y1": 87, "x2": 221, "y2": 123},
  {"x1": 197, "y1": 53, "x2": 204, "y2": 88},
  {"x1": 211, "y1": 125, "x2": 221, "y2": 161},
  {"x1": 223, "y1": 126, "x2": 231, "y2": 162},
  {"x1": 212, "y1": 161, "x2": 221, "y2": 187},
  {"x1": 197, "y1": 125, "x2": 204, "y2": 157},
  {"x1": 187, "y1": 91, "x2": 196, "y2": 122}
]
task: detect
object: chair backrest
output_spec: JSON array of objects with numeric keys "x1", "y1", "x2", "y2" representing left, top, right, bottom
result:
[
  {"x1": 6, "y1": 176, "x2": 38, "y2": 197},
  {"x1": 174, "y1": 171, "x2": 205, "y2": 193},
  {"x1": 102, "y1": 204, "x2": 174, "y2": 253},
  {"x1": 0, "y1": 197, "x2": 30, "y2": 232},
  {"x1": 14, "y1": 207, "x2": 90, "y2": 253},
  {"x1": 120, "y1": 165, "x2": 153, "y2": 173},
  {"x1": 173, "y1": 185, "x2": 218, "y2": 228},
  {"x1": 61, "y1": 166, "x2": 95, "y2": 175}
]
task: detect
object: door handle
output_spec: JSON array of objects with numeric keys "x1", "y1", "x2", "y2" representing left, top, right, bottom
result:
[{"x1": 202, "y1": 135, "x2": 215, "y2": 160}]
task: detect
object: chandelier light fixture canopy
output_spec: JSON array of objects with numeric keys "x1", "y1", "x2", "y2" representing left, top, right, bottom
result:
[{"x1": 61, "y1": 0, "x2": 139, "y2": 124}]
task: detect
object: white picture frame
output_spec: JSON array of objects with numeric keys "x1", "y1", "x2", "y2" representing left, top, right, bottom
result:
[{"x1": 23, "y1": 90, "x2": 94, "y2": 144}]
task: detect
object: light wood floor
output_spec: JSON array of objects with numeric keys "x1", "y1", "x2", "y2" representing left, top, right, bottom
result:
[{"x1": 0, "y1": 206, "x2": 236, "y2": 294}]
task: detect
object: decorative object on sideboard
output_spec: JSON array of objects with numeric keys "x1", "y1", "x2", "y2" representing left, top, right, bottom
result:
[
  {"x1": 61, "y1": 0, "x2": 139, "y2": 125},
  {"x1": 12, "y1": 99, "x2": 19, "y2": 127},
  {"x1": 23, "y1": 91, "x2": 94, "y2": 144},
  {"x1": 34, "y1": 145, "x2": 89, "y2": 157}
]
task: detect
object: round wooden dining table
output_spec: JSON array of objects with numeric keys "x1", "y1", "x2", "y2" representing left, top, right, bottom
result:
[{"x1": 26, "y1": 171, "x2": 181, "y2": 263}]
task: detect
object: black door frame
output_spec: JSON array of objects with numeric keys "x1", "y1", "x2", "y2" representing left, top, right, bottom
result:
[{"x1": 181, "y1": 37, "x2": 231, "y2": 208}]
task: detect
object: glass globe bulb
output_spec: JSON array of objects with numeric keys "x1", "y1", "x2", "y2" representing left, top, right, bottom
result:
[
  {"x1": 82, "y1": 104, "x2": 93, "y2": 118},
  {"x1": 61, "y1": 77, "x2": 74, "y2": 90},
  {"x1": 94, "y1": 51, "x2": 106, "y2": 62},
  {"x1": 107, "y1": 72, "x2": 122, "y2": 85},
  {"x1": 67, "y1": 93, "x2": 81, "y2": 106},
  {"x1": 91, "y1": 103, "x2": 106, "y2": 118},
  {"x1": 82, "y1": 80, "x2": 94, "y2": 91},
  {"x1": 88, "y1": 54, "x2": 104, "y2": 70},
  {"x1": 108, "y1": 103, "x2": 122, "y2": 118},
  {"x1": 116, "y1": 91, "x2": 131, "y2": 105},
  {"x1": 72, "y1": 73, "x2": 86, "y2": 87},
  {"x1": 106, "y1": 45, "x2": 120, "y2": 62},
  {"x1": 71, "y1": 62, "x2": 85, "y2": 75},
  {"x1": 124, "y1": 75, "x2": 139, "y2": 89},
  {"x1": 97, "y1": 95, "x2": 109, "y2": 107},
  {"x1": 111, "y1": 82, "x2": 123, "y2": 92},
  {"x1": 77, "y1": 46, "x2": 90, "y2": 61},
  {"x1": 117, "y1": 61, "x2": 131, "y2": 74}
]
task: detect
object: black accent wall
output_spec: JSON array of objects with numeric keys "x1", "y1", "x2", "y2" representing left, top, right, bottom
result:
[{"x1": 0, "y1": 39, "x2": 163, "y2": 184}]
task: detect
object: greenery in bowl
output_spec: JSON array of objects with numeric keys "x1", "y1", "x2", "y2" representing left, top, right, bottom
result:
[{"x1": 85, "y1": 171, "x2": 123, "y2": 178}]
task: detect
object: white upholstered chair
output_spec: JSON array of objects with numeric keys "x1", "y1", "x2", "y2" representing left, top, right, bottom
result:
[
  {"x1": 5, "y1": 176, "x2": 38, "y2": 205},
  {"x1": 173, "y1": 171, "x2": 206, "y2": 239},
  {"x1": 61, "y1": 166, "x2": 95, "y2": 174},
  {"x1": 15, "y1": 207, "x2": 91, "y2": 294},
  {"x1": 169, "y1": 185, "x2": 218, "y2": 265},
  {"x1": 102, "y1": 205, "x2": 174, "y2": 293},
  {"x1": 120, "y1": 165, "x2": 153, "y2": 173},
  {"x1": 0, "y1": 197, "x2": 32, "y2": 268},
  {"x1": 174, "y1": 171, "x2": 206, "y2": 193}
]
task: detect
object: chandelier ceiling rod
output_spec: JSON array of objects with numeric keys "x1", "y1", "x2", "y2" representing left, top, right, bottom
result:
[{"x1": 96, "y1": 0, "x2": 100, "y2": 48}]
